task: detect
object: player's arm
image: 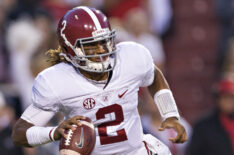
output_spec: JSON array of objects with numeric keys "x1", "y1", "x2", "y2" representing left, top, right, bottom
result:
[
  {"x1": 147, "y1": 66, "x2": 188, "y2": 143},
  {"x1": 12, "y1": 104, "x2": 57, "y2": 147},
  {"x1": 12, "y1": 118, "x2": 34, "y2": 147},
  {"x1": 12, "y1": 104, "x2": 85, "y2": 147}
]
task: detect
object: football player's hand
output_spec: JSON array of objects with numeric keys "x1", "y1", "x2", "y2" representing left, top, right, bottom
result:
[
  {"x1": 54, "y1": 115, "x2": 86, "y2": 140},
  {"x1": 158, "y1": 117, "x2": 188, "y2": 143}
]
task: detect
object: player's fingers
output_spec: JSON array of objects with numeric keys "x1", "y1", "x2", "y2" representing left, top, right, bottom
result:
[
  {"x1": 73, "y1": 115, "x2": 86, "y2": 120},
  {"x1": 64, "y1": 116, "x2": 86, "y2": 125},
  {"x1": 69, "y1": 119, "x2": 82, "y2": 126},
  {"x1": 58, "y1": 128, "x2": 67, "y2": 139},
  {"x1": 158, "y1": 126, "x2": 165, "y2": 131},
  {"x1": 169, "y1": 137, "x2": 176, "y2": 143},
  {"x1": 158, "y1": 123, "x2": 167, "y2": 131},
  {"x1": 69, "y1": 116, "x2": 86, "y2": 126},
  {"x1": 176, "y1": 128, "x2": 185, "y2": 143},
  {"x1": 180, "y1": 130, "x2": 188, "y2": 143},
  {"x1": 171, "y1": 128, "x2": 187, "y2": 143},
  {"x1": 61, "y1": 123, "x2": 76, "y2": 131},
  {"x1": 177, "y1": 126, "x2": 187, "y2": 142},
  {"x1": 70, "y1": 119, "x2": 82, "y2": 126},
  {"x1": 158, "y1": 122, "x2": 171, "y2": 131},
  {"x1": 77, "y1": 120, "x2": 82, "y2": 126}
]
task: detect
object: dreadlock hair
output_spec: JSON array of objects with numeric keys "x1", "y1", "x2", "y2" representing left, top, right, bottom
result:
[{"x1": 46, "y1": 46, "x2": 68, "y2": 65}]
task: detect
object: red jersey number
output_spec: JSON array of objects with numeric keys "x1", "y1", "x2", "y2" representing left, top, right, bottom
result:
[{"x1": 96, "y1": 104, "x2": 128, "y2": 145}]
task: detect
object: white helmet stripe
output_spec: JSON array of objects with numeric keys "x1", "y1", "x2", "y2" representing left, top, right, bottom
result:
[{"x1": 76, "y1": 6, "x2": 102, "y2": 30}]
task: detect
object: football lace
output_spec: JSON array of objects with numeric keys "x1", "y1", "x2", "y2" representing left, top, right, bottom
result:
[{"x1": 65, "y1": 129, "x2": 73, "y2": 146}]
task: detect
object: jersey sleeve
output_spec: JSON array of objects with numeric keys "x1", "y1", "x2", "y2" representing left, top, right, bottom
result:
[
  {"x1": 21, "y1": 104, "x2": 56, "y2": 126},
  {"x1": 31, "y1": 74, "x2": 60, "y2": 112},
  {"x1": 138, "y1": 44, "x2": 155, "y2": 87}
]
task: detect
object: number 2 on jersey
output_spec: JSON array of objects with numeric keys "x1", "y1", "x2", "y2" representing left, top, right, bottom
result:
[{"x1": 96, "y1": 104, "x2": 128, "y2": 145}]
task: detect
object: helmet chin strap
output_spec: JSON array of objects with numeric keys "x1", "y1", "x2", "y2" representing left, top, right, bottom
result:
[
  {"x1": 74, "y1": 47, "x2": 85, "y2": 58},
  {"x1": 59, "y1": 52, "x2": 111, "y2": 72},
  {"x1": 86, "y1": 58, "x2": 110, "y2": 72},
  {"x1": 74, "y1": 46, "x2": 112, "y2": 72}
]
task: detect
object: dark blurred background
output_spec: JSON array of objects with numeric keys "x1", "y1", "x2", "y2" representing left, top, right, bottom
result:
[{"x1": 0, "y1": 0, "x2": 234, "y2": 155}]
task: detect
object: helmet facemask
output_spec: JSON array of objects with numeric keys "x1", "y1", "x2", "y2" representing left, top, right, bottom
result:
[{"x1": 61, "y1": 29, "x2": 117, "y2": 73}]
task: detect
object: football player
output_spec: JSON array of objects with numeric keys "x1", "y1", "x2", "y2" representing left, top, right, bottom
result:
[{"x1": 12, "y1": 6, "x2": 187, "y2": 155}]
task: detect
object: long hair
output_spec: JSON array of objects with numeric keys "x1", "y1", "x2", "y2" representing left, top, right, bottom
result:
[{"x1": 46, "y1": 46, "x2": 68, "y2": 65}]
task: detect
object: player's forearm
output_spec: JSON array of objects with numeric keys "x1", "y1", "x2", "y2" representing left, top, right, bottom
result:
[
  {"x1": 12, "y1": 118, "x2": 57, "y2": 147},
  {"x1": 12, "y1": 105, "x2": 58, "y2": 147},
  {"x1": 148, "y1": 66, "x2": 169, "y2": 96},
  {"x1": 12, "y1": 118, "x2": 34, "y2": 147},
  {"x1": 147, "y1": 67, "x2": 180, "y2": 120}
]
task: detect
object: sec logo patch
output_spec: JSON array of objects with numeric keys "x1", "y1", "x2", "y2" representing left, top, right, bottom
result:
[{"x1": 83, "y1": 98, "x2": 96, "y2": 110}]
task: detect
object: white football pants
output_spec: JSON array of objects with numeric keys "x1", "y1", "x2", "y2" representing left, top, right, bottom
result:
[{"x1": 124, "y1": 134, "x2": 171, "y2": 155}]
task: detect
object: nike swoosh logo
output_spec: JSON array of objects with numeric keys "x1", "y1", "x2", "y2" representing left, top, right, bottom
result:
[
  {"x1": 118, "y1": 89, "x2": 128, "y2": 98},
  {"x1": 75, "y1": 127, "x2": 84, "y2": 148}
]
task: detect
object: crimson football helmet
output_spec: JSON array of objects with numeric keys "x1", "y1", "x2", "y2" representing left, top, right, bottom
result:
[{"x1": 57, "y1": 6, "x2": 116, "y2": 72}]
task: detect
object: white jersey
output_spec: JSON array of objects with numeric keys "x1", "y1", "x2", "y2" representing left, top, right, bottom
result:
[{"x1": 31, "y1": 41, "x2": 155, "y2": 154}]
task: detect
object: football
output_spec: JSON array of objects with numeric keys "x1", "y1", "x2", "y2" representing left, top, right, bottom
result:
[{"x1": 59, "y1": 117, "x2": 96, "y2": 155}]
